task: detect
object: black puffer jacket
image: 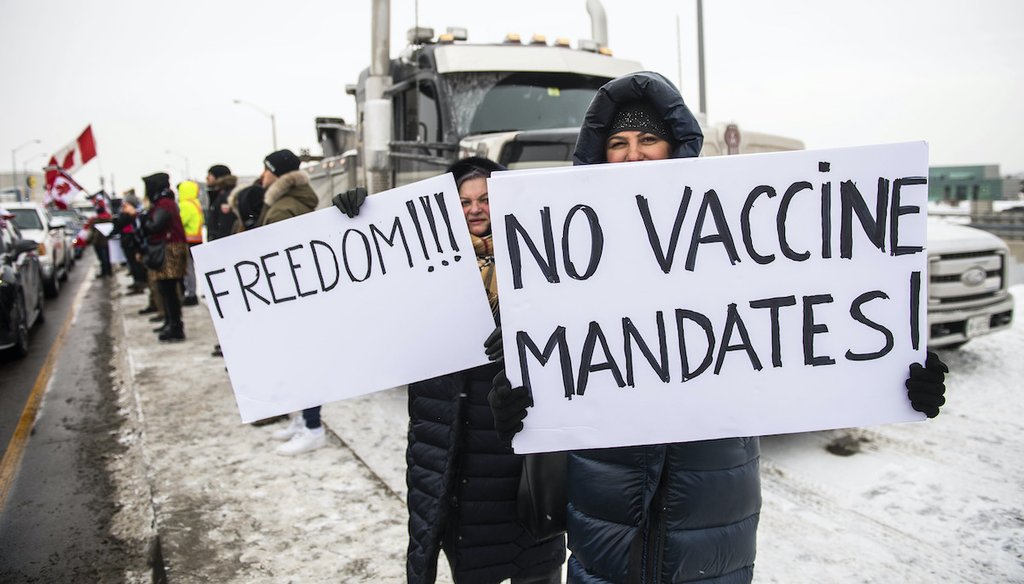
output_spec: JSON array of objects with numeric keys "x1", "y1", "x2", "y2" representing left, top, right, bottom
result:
[
  {"x1": 205, "y1": 174, "x2": 238, "y2": 240},
  {"x1": 407, "y1": 362, "x2": 565, "y2": 584},
  {"x1": 566, "y1": 71, "x2": 761, "y2": 584}
]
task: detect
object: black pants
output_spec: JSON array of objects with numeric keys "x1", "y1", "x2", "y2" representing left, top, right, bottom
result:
[
  {"x1": 94, "y1": 242, "x2": 112, "y2": 276},
  {"x1": 122, "y1": 237, "x2": 147, "y2": 285},
  {"x1": 157, "y1": 278, "x2": 183, "y2": 328}
]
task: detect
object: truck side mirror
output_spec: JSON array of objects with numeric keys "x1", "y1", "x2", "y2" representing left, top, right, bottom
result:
[{"x1": 13, "y1": 238, "x2": 39, "y2": 255}]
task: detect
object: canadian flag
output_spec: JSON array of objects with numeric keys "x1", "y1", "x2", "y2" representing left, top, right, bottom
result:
[
  {"x1": 45, "y1": 125, "x2": 97, "y2": 188},
  {"x1": 44, "y1": 169, "x2": 86, "y2": 210}
]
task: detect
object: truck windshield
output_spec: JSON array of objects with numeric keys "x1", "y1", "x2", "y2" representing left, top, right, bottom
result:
[
  {"x1": 9, "y1": 209, "x2": 43, "y2": 230},
  {"x1": 444, "y1": 72, "x2": 608, "y2": 136}
]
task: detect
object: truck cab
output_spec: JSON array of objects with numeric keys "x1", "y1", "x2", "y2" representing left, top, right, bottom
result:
[{"x1": 307, "y1": 31, "x2": 642, "y2": 206}]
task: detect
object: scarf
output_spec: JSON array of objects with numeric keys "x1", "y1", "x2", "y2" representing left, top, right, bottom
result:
[{"x1": 473, "y1": 233, "x2": 499, "y2": 315}]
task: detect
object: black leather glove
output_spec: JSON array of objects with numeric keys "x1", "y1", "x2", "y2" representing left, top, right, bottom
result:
[
  {"x1": 484, "y1": 325, "x2": 504, "y2": 362},
  {"x1": 906, "y1": 350, "x2": 948, "y2": 418},
  {"x1": 489, "y1": 368, "x2": 532, "y2": 443},
  {"x1": 332, "y1": 187, "x2": 367, "y2": 218}
]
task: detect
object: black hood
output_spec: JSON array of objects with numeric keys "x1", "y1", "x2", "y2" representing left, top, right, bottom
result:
[
  {"x1": 572, "y1": 71, "x2": 703, "y2": 166},
  {"x1": 142, "y1": 172, "x2": 171, "y2": 201}
]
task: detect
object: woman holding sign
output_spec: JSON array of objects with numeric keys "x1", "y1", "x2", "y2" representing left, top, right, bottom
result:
[
  {"x1": 332, "y1": 159, "x2": 565, "y2": 584},
  {"x1": 486, "y1": 71, "x2": 949, "y2": 584}
]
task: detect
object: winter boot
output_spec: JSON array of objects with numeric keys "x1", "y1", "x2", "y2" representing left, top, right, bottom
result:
[{"x1": 158, "y1": 324, "x2": 186, "y2": 342}]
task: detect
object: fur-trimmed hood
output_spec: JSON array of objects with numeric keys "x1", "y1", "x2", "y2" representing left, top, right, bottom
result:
[
  {"x1": 263, "y1": 169, "x2": 316, "y2": 209},
  {"x1": 210, "y1": 174, "x2": 238, "y2": 195}
]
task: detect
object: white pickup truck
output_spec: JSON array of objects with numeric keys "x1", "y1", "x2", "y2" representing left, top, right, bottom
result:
[{"x1": 923, "y1": 218, "x2": 1015, "y2": 348}]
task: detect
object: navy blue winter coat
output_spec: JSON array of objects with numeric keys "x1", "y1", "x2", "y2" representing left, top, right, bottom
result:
[
  {"x1": 566, "y1": 71, "x2": 761, "y2": 584},
  {"x1": 406, "y1": 362, "x2": 566, "y2": 583}
]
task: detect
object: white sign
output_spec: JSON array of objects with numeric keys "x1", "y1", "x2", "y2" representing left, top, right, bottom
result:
[
  {"x1": 489, "y1": 142, "x2": 930, "y2": 454},
  {"x1": 192, "y1": 174, "x2": 495, "y2": 422}
]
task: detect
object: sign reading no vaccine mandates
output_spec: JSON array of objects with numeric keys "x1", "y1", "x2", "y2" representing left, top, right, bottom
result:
[
  {"x1": 488, "y1": 142, "x2": 931, "y2": 454},
  {"x1": 191, "y1": 174, "x2": 495, "y2": 423}
]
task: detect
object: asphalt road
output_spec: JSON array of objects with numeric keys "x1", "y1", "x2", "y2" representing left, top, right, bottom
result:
[{"x1": 0, "y1": 255, "x2": 143, "y2": 582}]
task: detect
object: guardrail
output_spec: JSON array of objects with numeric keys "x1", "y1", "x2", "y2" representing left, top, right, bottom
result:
[{"x1": 930, "y1": 211, "x2": 1024, "y2": 241}]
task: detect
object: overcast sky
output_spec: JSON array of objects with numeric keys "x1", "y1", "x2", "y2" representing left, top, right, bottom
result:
[{"x1": 1, "y1": 0, "x2": 1021, "y2": 196}]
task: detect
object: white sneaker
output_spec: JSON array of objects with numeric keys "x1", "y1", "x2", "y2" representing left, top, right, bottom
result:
[
  {"x1": 272, "y1": 413, "x2": 304, "y2": 441},
  {"x1": 275, "y1": 426, "x2": 327, "y2": 456}
]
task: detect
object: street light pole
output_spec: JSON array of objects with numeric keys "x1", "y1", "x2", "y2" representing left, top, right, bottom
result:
[
  {"x1": 165, "y1": 149, "x2": 191, "y2": 178},
  {"x1": 11, "y1": 138, "x2": 41, "y2": 201},
  {"x1": 233, "y1": 98, "x2": 278, "y2": 151}
]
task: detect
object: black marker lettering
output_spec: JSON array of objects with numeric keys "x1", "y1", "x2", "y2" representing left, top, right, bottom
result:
[
  {"x1": 741, "y1": 185, "x2": 777, "y2": 265},
  {"x1": 845, "y1": 290, "x2": 893, "y2": 361},
  {"x1": 284, "y1": 244, "x2": 316, "y2": 298},
  {"x1": 234, "y1": 260, "x2": 269, "y2": 312},
  {"x1": 802, "y1": 294, "x2": 836, "y2": 366},
  {"x1": 505, "y1": 208, "x2": 560, "y2": 290},
  {"x1": 636, "y1": 187, "x2": 692, "y2": 273},
  {"x1": 623, "y1": 313, "x2": 670, "y2": 386},
  {"x1": 310, "y1": 239, "x2": 340, "y2": 292},
  {"x1": 576, "y1": 321, "x2": 625, "y2": 396},
  {"x1": 779, "y1": 181, "x2": 812, "y2": 262},
  {"x1": 675, "y1": 309, "x2": 715, "y2": 381},
  {"x1": 685, "y1": 189, "x2": 741, "y2": 271},
  {"x1": 749, "y1": 295, "x2": 798, "y2": 367},
  {"x1": 204, "y1": 268, "x2": 230, "y2": 319},
  {"x1": 562, "y1": 205, "x2": 604, "y2": 281},
  {"x1": 517, "y1": 327, "x2": 575, "y2": 399}
]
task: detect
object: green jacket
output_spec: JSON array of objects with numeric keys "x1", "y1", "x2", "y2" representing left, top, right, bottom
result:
[{"x1": 258, "y1": 170, "x2": 318, "y2": 226}]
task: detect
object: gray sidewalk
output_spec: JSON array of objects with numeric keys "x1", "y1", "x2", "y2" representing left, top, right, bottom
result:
[{"x1": 109, "y1": 275, "x2": 452, "y2": 583}]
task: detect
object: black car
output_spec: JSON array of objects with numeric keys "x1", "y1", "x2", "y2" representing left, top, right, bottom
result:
[{"x1": 0, "y1": 210, "x2": 45, "y2": 358}]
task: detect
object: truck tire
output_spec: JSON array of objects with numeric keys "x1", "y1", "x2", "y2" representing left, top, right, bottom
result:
[{"x1": 44, "y1": 272, "x2": 60, "y2": 298}]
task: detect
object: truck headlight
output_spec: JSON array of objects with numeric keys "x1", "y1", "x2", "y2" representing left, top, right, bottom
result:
[{"x1": 37, "y1": 242, "x2": 47, "y2": 255}]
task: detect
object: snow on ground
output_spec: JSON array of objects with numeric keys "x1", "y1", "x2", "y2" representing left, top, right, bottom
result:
[
  {"x1": 114, "y1": 278, "x2": 1023, "y2": 582},
  {"x1": 330, "y1": 286, "x2": 1024, "y2": 583}
]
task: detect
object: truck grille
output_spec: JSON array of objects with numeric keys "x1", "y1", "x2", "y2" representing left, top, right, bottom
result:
[{"x1": 929, "y1": 250, "x2": 1005, "y2": 306}]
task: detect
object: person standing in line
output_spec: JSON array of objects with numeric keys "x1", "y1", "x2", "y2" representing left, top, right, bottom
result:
[
  {"x1": 227, "y1": 177, "x2": 265, "y2": 235},
  {"x1": 332, "y1": 157, "x2": 566, "y2": 584},
  {"x1": 177, "y1": 179, "x2": 204, "y2": 306},
  {"x1": 84, "y1": 195, "x2": 113, "y2": 278},
  {"x1": 205, "y1": 164, "x2": 237, "y2": 356},
  {"x1": 205, "y1": 164, "x2": 237, "y2": 241},
  {"x1": 118, "y1": 189, "x2": 148, "y2": 295},
  {"x1": 486, "y1": 71, "x2": 950, "y2": 584},
  {"x1": 123, "y1": 172, "x2": 188, "y2": 342},
  {"x1": 254, "y1": 149, "x2": 327, "y2": 455}
]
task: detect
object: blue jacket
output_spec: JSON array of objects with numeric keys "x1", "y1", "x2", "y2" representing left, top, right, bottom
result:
[{"x1": 566, "y1": 71, "x2": 761, "y2": 584}]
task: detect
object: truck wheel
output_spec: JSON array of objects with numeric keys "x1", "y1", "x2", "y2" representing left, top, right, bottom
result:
[
  {"x1": 44, "y1": 273, "x2": 60, "y2": 298},
  {"x1": 34, "y1": 280, "x2": 45, "y2": 325},
  {"x1": 6, "y1": 298, "x2": 30, "y2": 359}
]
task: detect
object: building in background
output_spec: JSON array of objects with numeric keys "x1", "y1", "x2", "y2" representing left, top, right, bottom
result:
[
  {"x1": 0, "y1": 171, "x2": 46, "y2": 202},
  {"x1": 928, "y1": 165, "x2": 1010, "y2": 203}
]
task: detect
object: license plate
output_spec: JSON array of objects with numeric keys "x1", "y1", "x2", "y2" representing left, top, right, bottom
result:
[{"x1": 965, "y1": 315, "x2": 991, "y2": 338}]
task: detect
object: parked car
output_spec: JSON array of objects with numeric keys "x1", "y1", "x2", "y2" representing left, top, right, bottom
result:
[
  {"x1": 5, "y1": 201, "x2": 69, "y2": 297},
  {"x1": 49, "y1": 207, "x2": 86, "y2": 261},
  {"x1": 0, "y1": 208, "x2": 45, "y2": 358}
]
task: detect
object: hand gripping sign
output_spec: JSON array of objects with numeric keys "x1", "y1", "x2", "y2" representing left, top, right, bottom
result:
[
  {"x1": 488, "y1": 143, "x2": 930, "y2": 454},
  {"x1": 191, "y1": 174, "x2": 495, "y2": 422}
]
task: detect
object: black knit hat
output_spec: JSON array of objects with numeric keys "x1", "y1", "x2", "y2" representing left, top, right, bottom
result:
[
  {"x1": 263, "y1": 149, "x2": 301, "y2": 177},
  {"x1": 142, "y1": 172, "x2": 171, "y2": 200},
  {"x1": 207, "y1": 164, "x2": 231, "y2": 179},
  {"x1": 608, "y1": 100, "x2": 672, "y2": 142},
  {"x1": 447, "y1": 156, "x2": 505, "y2": 188}
]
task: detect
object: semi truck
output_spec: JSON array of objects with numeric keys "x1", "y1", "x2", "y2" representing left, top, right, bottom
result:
[{"x1": 305, "y1": 0, "x2": 1012, "y2": 348}]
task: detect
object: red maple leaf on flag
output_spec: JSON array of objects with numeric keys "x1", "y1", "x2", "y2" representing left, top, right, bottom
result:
[{"x1": 55, "y1": 182, "x2": 71, "y2": 196}]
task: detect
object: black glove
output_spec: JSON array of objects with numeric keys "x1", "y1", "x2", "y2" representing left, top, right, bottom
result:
[
  {"x1": 488, "y1": 368, "x2": 532, "y2": 443},
  {"x1": 484, "y1": 325, "x2": 503, "y2": 362},
  {"x1": 906, "y1": 350, "x2": 948, "y2": 418},
  {"x1": 332, "y1": 187, "x2": 367, "y2": 218}
]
